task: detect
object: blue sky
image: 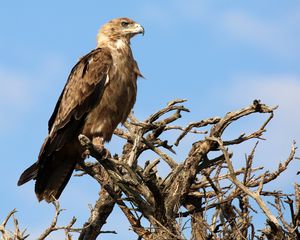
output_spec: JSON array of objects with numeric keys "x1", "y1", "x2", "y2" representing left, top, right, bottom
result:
[{"x1": 1, "y1": 1, "x2": 300, "y2": 239}]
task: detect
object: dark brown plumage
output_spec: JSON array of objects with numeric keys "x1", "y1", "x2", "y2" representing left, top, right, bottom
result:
[{"x1": 18, "y1": 18, "x2": 144, "y2": 202}]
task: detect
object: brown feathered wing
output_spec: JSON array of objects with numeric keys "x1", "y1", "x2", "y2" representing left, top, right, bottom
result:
[{"x1": 18, "y1": 48, "x2": 112, "y2": 202}]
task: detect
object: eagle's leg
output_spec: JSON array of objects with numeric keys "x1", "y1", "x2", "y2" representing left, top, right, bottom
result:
[
  {"x1": 92, "y1": 136, "x2": 104, "y2": 151},
  {"x1": 78, "y1": 134, "x2": 92, "y2": 159},
  {"x1": 92, "y1": 137, "x2": 111, "y2": 159}
]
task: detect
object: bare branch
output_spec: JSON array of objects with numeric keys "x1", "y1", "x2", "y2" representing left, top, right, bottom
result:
[
  {"x1": 0, "y1": 209, "x2": 29, "y2": 240},
  {"x1": 13, "y1": 99, "x2": 299, "y2": 239},
  {"x1": 37, "y1": 201, "x2": 78, "y2": 240},
  {"x1": 208, "y1": 136, "x2": 280, "y2": 227}
]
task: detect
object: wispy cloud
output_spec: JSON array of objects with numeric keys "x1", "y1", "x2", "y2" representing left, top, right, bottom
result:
[
  {"x1": 228, "y1": 74, "x2": 300, "y2": 138},
  {"x1": 0, "y1": 69, "x2": 32, "y2": 109},
  {"x1": 138, "y1": 1, "x2": 300, "y2": 59},
  {"x1": 221, "y1": 10, "x2": 300, "y2": 58},
  {"x1": 0, "y1": 53, "x2": 67, "y2": 134},
  {"x1": 229, "y1": 74, "x2": 300, "y2": 119},
  {"x1": 0, "y1": 69, "x2": 33, "y2": 134},
  {"x1": 225, "y1": 74, "x2": 300, "y2": 186}
]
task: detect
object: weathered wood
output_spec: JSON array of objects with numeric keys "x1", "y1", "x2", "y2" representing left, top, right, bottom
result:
[{"x1": 4, "y1": 100, "x2": 299, "y2": 239}]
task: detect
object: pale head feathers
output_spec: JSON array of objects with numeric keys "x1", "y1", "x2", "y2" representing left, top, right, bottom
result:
[{"x1": 96, "y1": 18, "x2": 144, "y2": 49}]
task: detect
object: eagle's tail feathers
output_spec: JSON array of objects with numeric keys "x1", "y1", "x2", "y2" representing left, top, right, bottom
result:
[
  {"x1": 35, "y1": 145, "x2": 79, "y2": 203},
  {"x1": 17, "y1": 162, "x2": 38, "y2": 186}
]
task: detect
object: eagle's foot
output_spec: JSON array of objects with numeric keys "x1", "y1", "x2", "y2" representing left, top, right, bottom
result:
[
  {"x1": 92, "y1": 136, "x2": 105, "y2": 152},
  {"x1": 92, "y1": 137, "x2": 111, "y2": 159}
]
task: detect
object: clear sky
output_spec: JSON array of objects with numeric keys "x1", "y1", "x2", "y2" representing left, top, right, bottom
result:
[{"x1": 1, "y1": 1, "x2": 300, "y2": 239}]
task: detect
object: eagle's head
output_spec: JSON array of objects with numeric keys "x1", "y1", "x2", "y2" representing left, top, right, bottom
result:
[{"x1": 97, "y1": 18, "x2": 144, "y2": 48}]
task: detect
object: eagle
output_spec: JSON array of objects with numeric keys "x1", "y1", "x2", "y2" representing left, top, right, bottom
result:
[{"x1": 18, "y1": 18, "x2": 144, "y2": 202}]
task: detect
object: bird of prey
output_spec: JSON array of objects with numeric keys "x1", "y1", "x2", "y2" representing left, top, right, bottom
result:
[{"x1": 18, "y1": 18, "x2": 144, "y2": 202}]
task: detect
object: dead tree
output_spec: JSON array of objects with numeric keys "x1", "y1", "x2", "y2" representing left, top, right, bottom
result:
[{"x1": 2, "y1": 99, "x2": 299, "y2": 240}]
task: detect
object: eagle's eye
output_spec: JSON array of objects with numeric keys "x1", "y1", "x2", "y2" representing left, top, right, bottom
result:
[{"x1": 121, "y1": 21, "x2": 129, "y2": 28}]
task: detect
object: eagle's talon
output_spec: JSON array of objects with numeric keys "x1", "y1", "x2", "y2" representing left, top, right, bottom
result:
[{"x1": 92, "y1": 137, "x2": 105, "y2": 153}]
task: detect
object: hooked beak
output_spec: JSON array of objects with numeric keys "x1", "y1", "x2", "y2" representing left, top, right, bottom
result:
[{"x1": 132, "y1": 23, "x2": 145, "y2": 36}]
